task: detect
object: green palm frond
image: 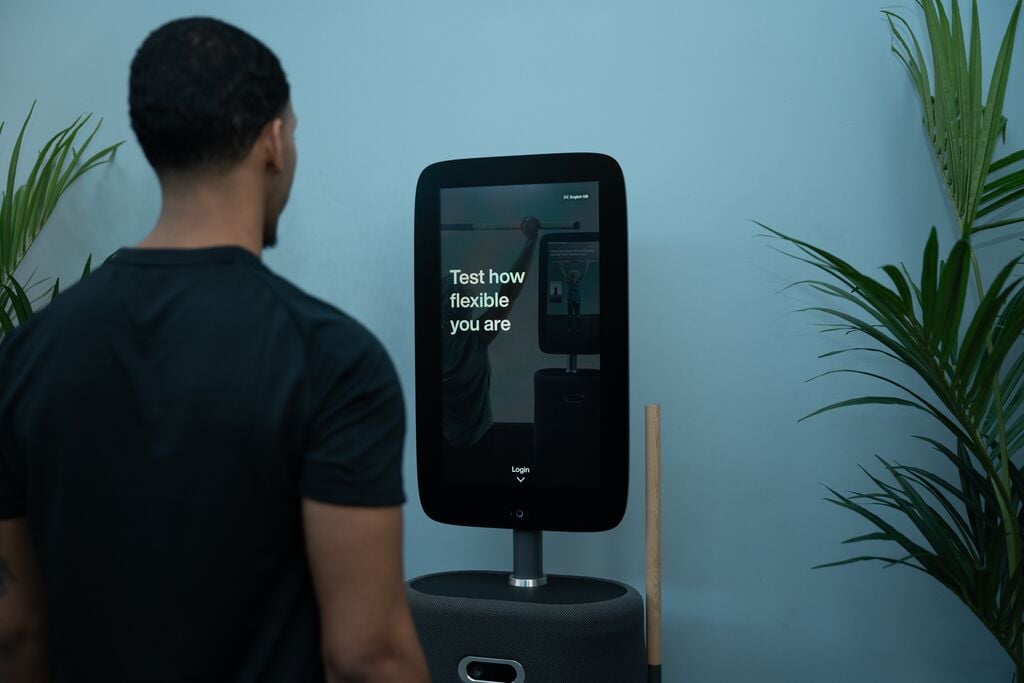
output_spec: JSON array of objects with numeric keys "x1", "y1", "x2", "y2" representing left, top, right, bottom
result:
[
  {"x1": 765, "y1": 222, "x2": 1024, "y2": 675},
  {"x1": 0, "y1": 103, "x2": 120, "y2": 336},
  {"x1": 818, "y1": 455, "x2": 1024, "y2": 649},
  {"x1": 0, "y1": 274, "x2": 37, "y2": 335},
  {"x1": 779, "y1": 7, "x2": 1024, "y2": 678},
  {"x1": 885, "y1": 0, "x2": 1024, "y2": 236}
]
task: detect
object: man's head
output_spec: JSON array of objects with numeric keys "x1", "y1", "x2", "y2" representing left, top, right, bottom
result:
[{"x1": 129, "y1": 17, "x2": 295, "y2": 247}]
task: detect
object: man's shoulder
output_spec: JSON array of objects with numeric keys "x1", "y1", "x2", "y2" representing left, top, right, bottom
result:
[
  {"x1": 0, "y1": 253, "x2": 387, "y2": 372},
  {"x1": 255, "y1": 270, "x2": 402, "y2": 421},
  {"x1": 247, "y1": 265, "x2": 384, "y2": 355},
  {"x1": 0, "y1": 266, "x2": 111, "y2": 362}
]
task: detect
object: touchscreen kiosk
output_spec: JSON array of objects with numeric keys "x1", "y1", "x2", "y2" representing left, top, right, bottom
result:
[{"x1": 414, "y1": 153, "x2": 628, "y2": 531}]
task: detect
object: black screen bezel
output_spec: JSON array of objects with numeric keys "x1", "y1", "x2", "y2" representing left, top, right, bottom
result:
[{"x1": 414, "y1": 153, "x2": 628, "y2": 532}]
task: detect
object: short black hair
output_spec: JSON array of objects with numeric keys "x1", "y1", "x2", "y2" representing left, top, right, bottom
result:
[{"x1": 129, "y1": 17, "x2": 290, "y2": 173}]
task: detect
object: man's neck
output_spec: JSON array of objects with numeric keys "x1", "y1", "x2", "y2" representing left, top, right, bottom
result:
[{"x1": 138, "y1": 167, "x2": 265, "y2": 256}]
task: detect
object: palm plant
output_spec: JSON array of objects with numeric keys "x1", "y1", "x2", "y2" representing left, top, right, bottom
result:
[
  {"x1": 767, "y1": 0, "x2": 1024, "y2": 678},
  {"x1": 0, "y1": 101, "x2": 122, "y2": 336}
]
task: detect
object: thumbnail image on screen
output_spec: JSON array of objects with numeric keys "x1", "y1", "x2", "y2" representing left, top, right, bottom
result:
[
  {"x1": 540, "y1": 236, "x2": 600, "y2": 354},
  {"x1": 545, "y1": 242, "x2": 599, "y2": 317},
  {"x1": 439, "y1": 182, "x2": 601, "y2": 490}
]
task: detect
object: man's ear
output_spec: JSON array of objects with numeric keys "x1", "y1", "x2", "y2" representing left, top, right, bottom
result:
[{"x1": 260, "y1": 117, "x2": 285, "y2": 172}]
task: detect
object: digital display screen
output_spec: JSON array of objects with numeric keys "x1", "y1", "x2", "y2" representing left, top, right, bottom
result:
[
  {"x1": 415, "y1": 152, "x2": 628, "y2": 531},
  {"x1": 439, "y1": 181, "x2": 601, "y2": 490}
]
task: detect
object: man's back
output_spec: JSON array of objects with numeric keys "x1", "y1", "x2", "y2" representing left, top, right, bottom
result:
[{"x1": 0, "y1": 246, "x2": 405, "y2": 681}]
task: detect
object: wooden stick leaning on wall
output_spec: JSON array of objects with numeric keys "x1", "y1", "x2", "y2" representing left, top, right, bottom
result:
[{"x1": 646, "y1": 404, "x2": 662, "y2": 683}]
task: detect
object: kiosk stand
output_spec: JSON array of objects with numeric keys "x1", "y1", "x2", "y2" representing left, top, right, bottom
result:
[
  {"x1": 407, "y1": 404, "x2": 662, "y2": 682},
  {"x1": 407, "y1": 534, "x2": 647, "y2": 683},
  {"x1": 410, "y1": 154, "x2": 658, "y2": 682}
]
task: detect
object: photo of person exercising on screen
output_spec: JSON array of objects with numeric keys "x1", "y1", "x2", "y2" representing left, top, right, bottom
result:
[
  {"x1": 441, "y1": 217, "x2": 539, "y2": 448},
  {"x1": 558, "y1": 260, "x2": 590, "y2": 332}
]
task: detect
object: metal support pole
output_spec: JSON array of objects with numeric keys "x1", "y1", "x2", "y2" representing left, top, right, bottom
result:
[{"x1": 509, "y1": 529, "x2": 546, "y2": 588}]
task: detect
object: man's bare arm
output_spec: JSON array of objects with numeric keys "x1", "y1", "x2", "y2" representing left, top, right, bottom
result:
[
  {"x1": 0, "y1": 518, "x2": 50, "y2": 683},
  {"x1": 479, "y1": 217, "x2": 539, "y2": 345},
  {"x1": 303, "y1": 502, "x2": 429, "y2": 683}
]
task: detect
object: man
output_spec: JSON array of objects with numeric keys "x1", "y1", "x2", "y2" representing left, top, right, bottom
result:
[{"x1": 0, "y1": 17, "x2": 429, "y2": 683}]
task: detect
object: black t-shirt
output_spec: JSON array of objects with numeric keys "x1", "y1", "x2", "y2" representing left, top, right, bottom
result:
[{"x1": 0, "y1": 246, "x2": 405, "y2": 682}]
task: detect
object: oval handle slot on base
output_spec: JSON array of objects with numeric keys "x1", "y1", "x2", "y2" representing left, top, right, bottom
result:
[{"x1": 458, "y1": 656, "x2": 524, "y2": 683}]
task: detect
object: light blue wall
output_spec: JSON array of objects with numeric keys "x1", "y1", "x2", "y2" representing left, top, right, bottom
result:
[{"x1": 3, "y1": 1, "x2": 1022, "y2": 680}]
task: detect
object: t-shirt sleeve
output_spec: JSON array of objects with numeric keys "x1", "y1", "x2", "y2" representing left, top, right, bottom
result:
[{"x1": 297, "y1": 324, "x2": 406, "y2": 507}]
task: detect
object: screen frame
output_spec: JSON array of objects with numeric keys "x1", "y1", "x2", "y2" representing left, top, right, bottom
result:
[{"x1": 414, "y1": 152, "x2": 628, "y2": 532}]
